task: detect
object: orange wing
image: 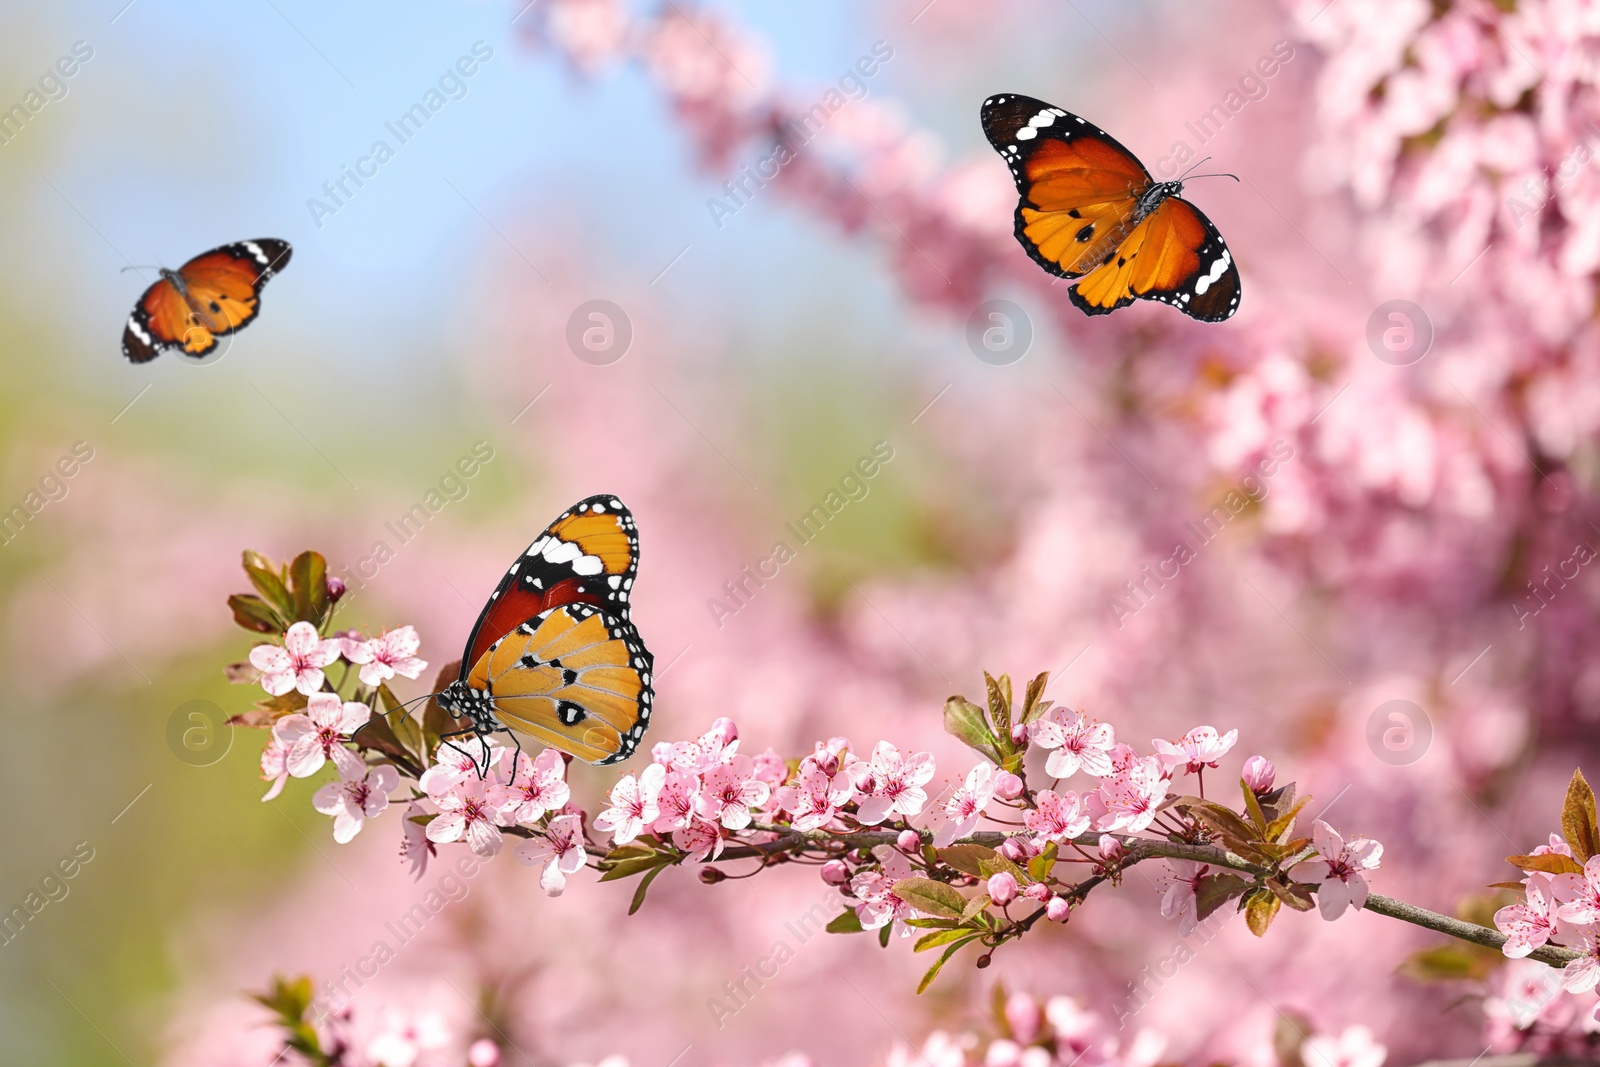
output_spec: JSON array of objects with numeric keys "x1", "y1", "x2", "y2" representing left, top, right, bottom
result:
[
  {"x1": 121, "y1": 239, "x2": 291, "y2": 362},
  {"x1": 1068, "y1": 197, "x2": 1241, "y2": 322},
  {"x1": 981, "y1": 94, "x2": 1151, "y2": 279},
  {"x1": 468, "y1": 603, "x2": 654, "y2": 765}
]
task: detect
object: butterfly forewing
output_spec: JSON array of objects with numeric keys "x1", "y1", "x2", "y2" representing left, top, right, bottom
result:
[
  {"x1": 457, "y1": 494, "x2": 640, "y2": 676},
  {"x1": 469, "y1": 603, "x2": 654, "y2": 765},
  {"x1": 121, "y1": 238, "x2": 292, "y2": 362}
]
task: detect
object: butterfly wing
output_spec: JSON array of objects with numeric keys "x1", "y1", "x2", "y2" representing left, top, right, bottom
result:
[
  {"x1": 471, "y1": 603, "x2": 654, "y2": 765},
  {"x1": 1067, "y1": 196, "x2": 1241, "y2": 322},
  {"x1": 120, "y1": 239, "x2": 291, "y2": 362},
  {"x1": 458, "y1": 495, "x2": 640, "y2": 678},
  {"x1": 981, "y1": 94, "x2": 1154, "y2": 279}
]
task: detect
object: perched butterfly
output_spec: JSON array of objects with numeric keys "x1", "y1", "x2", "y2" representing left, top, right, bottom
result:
[
  {"x1": 434, "y1": 495, "x2": 654, "y2": 769},
  {"x1": 121, "y1": 238, "x2": 292, "y2": 362},
  {"x1": 980, "y1": 94, "x2": 1241, "y2": 322}
]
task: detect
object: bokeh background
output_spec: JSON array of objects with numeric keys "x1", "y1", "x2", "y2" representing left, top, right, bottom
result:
[{"x1": 4, "y1": 0, "x2": 1599, "y2": 1064}]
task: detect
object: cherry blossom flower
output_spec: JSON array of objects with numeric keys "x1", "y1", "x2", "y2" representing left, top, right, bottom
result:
[
  {"x1": 820, "y1": 859, "x2": 849, "y2": 885},
  {"x1": 774, "y1": 756, "x2": 855, "y2": 831},
  {"x1": 1028, "y1": 708, "x2": 1116, "y2": 779},
  {"x1": 1158, "y1": 859, "x2": 1211, "y2": 935},
  {"x1": 1485, "y1": 959, "x2": 1566, "y2": 1032},
  {"x1": 594, "y1": 763, "x2": 666, "y2": 845},
  {"x1": 1152, "y1": 726, "x2": 1240, "y2": 777},
  {"x1": 1296, "y1": 820, "x2": 1383, "y2": 920},
  {"x1": 1024, "y1": 789, "x2": 1090, "y2": 845},
  {"x1": 1552, "y1": 856, "x2": 1600, "y2": 925},
  {"x1": 650, "y1": 769, "x2": 700, "y2": 833},
  {"x1": 260, "y1": 736, "x2": 289, "y2": 801},
  {"x1": 1560, "y1": 927, "x2": 1600, "y2": 994},
  {"x1": 1300, "y1": 1026, "x2": 1387, "y2": 1067},
  {"x1": 672, "y1": 815, "x2": 725, "y2": 860},
  {"x1": 1495, "y1": 873, "x2": 1560, "y2": 958},
  {"x1": 272, "y1": 693, "x2": 370, "y2": 778},
  {"x1": 695, "y1": 758, "x2": 770, "y2": 830},
  {"x1": 399, "y1": 801, "x2": 434, "y2": 881},
  {"x1": 1534, "y1": 833, "x2": 1575, "y2": 858},
  {"x1": 515, "y1": 813, "x2": 587, "y2": 896},
  {"x1": 313, "y1": 761, "x2": 397, "y2": 843},
  {"x1": 490, "y1": 748, "x2": 570, "y2": 825},
  {"x1": 849, "y1": 843, "x2": 918, "y2": 936},
  {"x1": 933, "y1": 762, "x2": 996, "y2": 846},
  {"x1": 421, "y1": 736, "x2": 503, "y2": 797},
  {"x1": 750, "y1": 746, "x2": 788, "y2": 787},
  {"x1": 850, "y1": 742, "x2": 936, "y2": 825},
  {"x1": 426, "y1": 775, "x2": 507, "y2": 858},
  {"x1": 1242, "y1": 755, "x2": 1276, "y2": 793},
  {"x1": 988, "y1": 871, "x2": 1018, "y2": 906},
  {"x1": 248, "y1": 621, "x2": 340, "y2": 697},
  {"x1": 343, "y1": 625, "x2": 428, "y2": 688},
  {"x1": 993, "y1": 770, "x2": 1024, "y2": 801},
  {"x1": 366, "y1": 1009, "x2": 449, "y2": 1067},
  {"x1": 1095, "y1": 757, "x2": 1169, "y2": 834},
  {"x1": 654, "y1": 721, "x2": 738, "y2": 774}
]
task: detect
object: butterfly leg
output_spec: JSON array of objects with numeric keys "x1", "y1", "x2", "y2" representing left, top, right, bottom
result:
[{"x1": 503, "y1": 729, "x2": 525, "y2": 781}]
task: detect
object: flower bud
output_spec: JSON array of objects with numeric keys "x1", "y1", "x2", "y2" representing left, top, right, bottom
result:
[
  {"x1": 468, "y1": 1040, "x2": 501, "y2": 1067},
  {"x1": 1000, "y1": 836, "x2": 1039, "y2": 862},
  {"x1": 1046, "y1": 896, "x2": 1071, "y2": 923},
  {"x1": 988, "y1": 871, "x2": 1019, "y2": 906},
  {"x1": 1010, "y1": 722, "x2": 1028, "y2": 745},
  {"x1": 710, "y1": 717, "x2": 738, "y2": 745},
  {"x1": 1242, "y1": 755, "x2": 1276, "y2": 793},
  {"x1": 821, "y1": 859, "x2": 850, "y2": 885},
  {"x1": 897, "y1": 829, "x2": 923, "y2": 853},
  {"x1": 699, "y1": 867, "x2": 727, "y2": 884},
  {"x1": 1021, "y1": 881, "x2": 1050, "y2": 903},
  {"x1": 977, "y1": 951, "x2": 993, "y2": 968},
  {"x1": 325, "y1": 575, "x2": 347, "y2": 602},
  {"x1": 1097, "y1": 834, "x2": 1124, "y2": 862},
  {"x1": 994, "y1": 771, "x2": 1025, "y2": 801},
  {"x1": 1005, "y1": 992, "x2": 1042, "y2": 1044}
]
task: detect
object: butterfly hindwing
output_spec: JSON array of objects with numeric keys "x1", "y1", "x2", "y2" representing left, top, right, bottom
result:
[
  {"x1": 981, "y1": 94, "x2": 1241, "y2": 321},
  {"x1": 468, "y1": 603, "x2": 654, "y2": 766},
  {"x1": 458, "y1": 495, "x2": 640, "y2": 677},
  {"x1": 121, "y1": 238, "x2": 291, "y2": 362}
]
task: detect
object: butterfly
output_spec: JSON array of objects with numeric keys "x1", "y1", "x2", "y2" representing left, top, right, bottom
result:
[
  {"x1": 980, "y1": 95, "x2": 1241, "y2": 322},
  {"x1": 434, "y1": 495, "x2": 654, "y2": 769},
  {"x1": 121, "y1": 238, "x2": 292, "y2": 362}
]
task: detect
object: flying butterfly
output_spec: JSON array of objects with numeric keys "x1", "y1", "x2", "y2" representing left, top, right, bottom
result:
[
  {"x1": 980, "y1": 94, "x2": 1241, "y2": 322},
  {"x1": 433, "y1": 495, "x2": 654, "y2": 769},
  {"x1": 121, "y1": 238, "x2": 292, "y2": 362}
]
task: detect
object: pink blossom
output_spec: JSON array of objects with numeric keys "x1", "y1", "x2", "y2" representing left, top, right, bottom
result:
[
  {"x1": 1553, "y1": 856, "x2": 1600, "y2": 925},
  {"x1": 1560, "y1": 927, "x2": 1600, "y2": 994},
  {"x1": 343, "y1": 625, "x2": 428, "y2": 688},
  {"x1": 490, "y1": 748, "x2": 570, "y2": 825},
  {"x1": 594, "y1": 763, "x2": 665, "y2": 844},
  {"x1": 1296, "y1": 820, "x2": 1383, "y2": 920},
  {"x1": 1300, "y1": 1027, "x2": 1387, "y2": 1067},
  {"x1": 671, "y1": 815, "x2": 725, "y2": 860},
  {"x1": 1534, "y1": 833, "x2": 1575, "y2": 857},
  {"x1": 750, "y1": 746, "x2": 788, "y2": 786},
  {"x1": 1046, "y1": 896, "x2": 1071, "y2": 923},
  {"x1": 849, "y1": 742, "x2": 936, "y2": 825},
  {"x1": 426, "y1": 775, "x2": 507, "y2": 858},
  {"x1": 1028, "y1": 707, "x2": 1116, "y2": 779},
  {"x1": 1152, "y1": 726, "x2": 1240, "y2": 776},
  {"x1": 1024, "y1": 788, "x2": 1090, "y2": 845},
  {"x1": 1242, "y1": 755, "x2": 1276, "y2": 793},
  {"x1": 808, "y1": 736, "x2": 851, "y2": 775},
  {"x1": 1000, "y1": 836, "x2": 1040, "y2": 863},
  {"x1": 260, "y1": 736, "x2": 289, "y2": 801},
  {"x1": 774, "y1": 757, "x2": 854, "y2": 831},
  {"x1": 468, "y1": 1039, "x2": 501, "y2": 1067},
  {"x1": 1158, "y1": 859, "x2": 1210, "y2": 935},
  {"x1": 1098, "y1": 834, "x2": 1125, "y2": 862},
  {"x1": 272, "y1": 693, "x2": 370, "y2": 778},
  {"x1": 366, "y1": 1010, "x2": 449, "y2": 1067},
  {"x1": 849, "y1": 844, "x2": 917, "y2": 936},
  {"x1": 653, "y1": 721, "x2": 738, "y2": 774},
  {"x1": 820, "y1": 859, "x2": 849, "y2": 885},
  {"x1": 1495, "y1": 873, "x2": 1560, "y2": 958},
  {"x1": 515, "y1": 813, "x2": 587, "y2": 896},
  {"x1": 897, "y1": 829, "x2": 922, "y2": 853},
  {"x1": 312, "y1": 761, "x2": 397, "y2": 843},
  {"x1": 1095, "y1": 757, "x2": 1169, "y2": 833},
  {"x1": 987, "y1": 871, "x2": 1018, "y2": 906},
  {"x1": 422, "y1": 736, "x2": 503, "y2": 797},
  {"x1": 1004, "y1": 992, "x2": 1042, "y2": 1044},
  {"x1": 695, "y1": 758, "x2": 770, "y2": 830},
  {"x1": 649, "y1": 769, "x2": 700, "y2": 833},
  {"x1": 399, "y1": 801, "x2": 434, "y2": 881},
  {"x1": 993, "y1": 770, "x2": 1024, "y2": 801},
  {"x1": 933, "y1": 762, "x2": 996, "y2": 846},
  {"x1": 248, "y1": 621, "x2": 339, "y2": 697}
]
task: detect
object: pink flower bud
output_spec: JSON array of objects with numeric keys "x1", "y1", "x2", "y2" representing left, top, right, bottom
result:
[
  {"x1": 1000, "y1": 836, "x2": 1039, "y2": 862},
  {"x1": 325, "y1": 575, "x2": 347, "y2": 602},
  {"x1": 1022, "y1": 881, "x2": 1050, "y2": 903},
  {"x1": 1242, "y1": 755, "x2": 1276, "y2": 793},
  {"x1": 1005, "y1": 992, "x2": 1042, "y2": 1044},
  {"x1": 821, "y1": 859, "x2": 849, "y2": 885},
  {"x1": 468, "y1": 1040, "x2": 500, "y2": 1067},
  {"x1": 1010, "y1": 722, "x2": 1029, "y2": 745},
  {"x1": 994, "y1": 771, "x2": 1025, "y2": 800},
  {"x1": 1097, "y1": 834, "x2": 1124, "y2": 862},
  {"x1": 897, "y1": 829, "x2": 923, "y2": 853},
  {"x1": 988, "y1": 871, "x2": 1019, "y2": 906},
  {"x1": 1046, "y1": 895, "x2": 1071, "y2": 923},
  {"x1": 710, "y1": 717, "x2": 738, "y2": 744}
]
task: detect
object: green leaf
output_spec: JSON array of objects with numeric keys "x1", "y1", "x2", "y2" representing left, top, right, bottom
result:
[
  {"x1": 1194, "y1": 872, "x2": 1249, "y2": 921},
  {"x1": 903, "y1": 917, "x2": 958, "y2": 929},
  {"x1": 985, "y1": 672, "x2": 1014, "y2": 740},
  {"x1": 959, "y1": 893, "x2": 993, "y2": 924},
  {"x1": 1400, "y1": 943, "x2": 1499, "y2": 983},
  {"x1": 1562, "y1": 769, "x2": 1600, "y2": 863},
  {"x1": 1265, "y1": 796, "x2": 1312, "y2": 845},
  {"x1": 628, "y1": 865, "x2": 667, "y2": 916},
  {"x1": 1175, "y1": 797, "x2": 1263, "y2": 851},
  {"x1": 879, "y1": 923, "x2": 892, "y2": 948},
  {"x1": 1241, "y1": 779, "x2": 1269, "y2": 833},
  {"x1": 229, "y1": 593, "x2": 285, "y2": 634},
  {"x1": 826, "y1": 909, "x2": 865, "y2": 934},
  {"x1": 378, "y1": 684, "x2": 424, "y2": 756},
  {"x1": 1243, "y1": 887, "x2": 1281, "y2": 937},
  {"x1": 422, "y1": 661, "x2": 466, "y2": 761},
  {"x1": 915, "y1": 927, "x2": 974, "y2": 952},
  {"x1": 598, "y1": 841, "x2": 674, "y2": 882},
  {"x1": 977, "y1": 854, "x2": 1028, "y2": 883},
  {"x1": 939, "y1": 843, "x2": 1000, "y2": 877},
  {"x1": 1028, "y1": 843, "x2": 1059, "y2": 882},
  {"x1": 943, "y1": 696, "x2": 1003, "y2": 763},
  {"x1": 1020, "y1": 671, "x2": 1051, "y2": 724},
  {"x1": 891, "y1": 877, "x2": 968, "y2": 919},
  {"x1": 289, "y1": 551, "x2": 330, "y2": 626},
  {"x1": 242, "y1": 550, "x2": 296, "y2": 620},
  {"x1": 917, "y1": 936, "x2": 978, "y2": 994},
  {"x1": 1506, "y1": 852, "x2": 1585, "y2": 876}
]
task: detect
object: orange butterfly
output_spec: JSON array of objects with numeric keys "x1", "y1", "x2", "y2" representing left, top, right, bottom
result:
[
  {"x1": 435, "y1": 495, "x2": 654, "y2": 769},
  {"x1": 981, "y1": 95, "x2": 1240, "y2": 322},
  {"x1": 121, "y1": 239, "x2": 291, "y2": 362}
]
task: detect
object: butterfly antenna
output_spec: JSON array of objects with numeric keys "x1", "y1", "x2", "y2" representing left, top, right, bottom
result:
[
  {"x1": 1177, "y1": 156, "x2": 1213, "y2": 181},
  {"x1": 1184, "y1": 171, "x2": 1241, "y2": 183},
  {"x1": 120, "y1": 264, "x2": 162, "y2": 273},
  {"x1": 379, "y1": 690, "x2": 441, "y2": 725}
]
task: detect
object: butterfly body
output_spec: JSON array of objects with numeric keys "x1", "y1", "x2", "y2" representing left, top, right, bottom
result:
[
  {"x1": 437, "y1": 495, "x2": 653, "y2": 768},
  {"x1": 122, "y1": 238, "x2": 291, "y2": 362},
  {"x1": 981, "y1": 95, "x2": 1240, "y2": 321}
]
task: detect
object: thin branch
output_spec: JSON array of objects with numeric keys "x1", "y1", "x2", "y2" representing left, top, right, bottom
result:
[{"x1": 1365, "y1": 893, "x2": 1579, "y2": 967}]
